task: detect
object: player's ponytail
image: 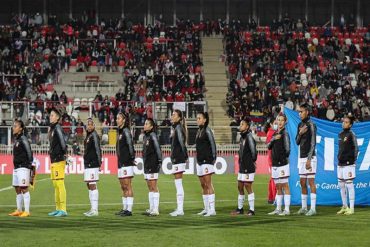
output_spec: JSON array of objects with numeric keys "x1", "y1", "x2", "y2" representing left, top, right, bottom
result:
[
  {"x1": 14, "y1": 119, "x2": 28, "y2": 137},
  {"x1": 146, "y1": 118, "x2": 157, "y2": 133},
  {"x1": 198, "y1": 112, "x2": 209, "y2": 128},
  {"x1": 174, "y1": 109, "x2": 188, "y2": 145}
]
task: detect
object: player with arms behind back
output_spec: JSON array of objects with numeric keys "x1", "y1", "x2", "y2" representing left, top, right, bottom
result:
[
  {"x1": 195, "y1": 112, "x2": 217, "y2": 217},
  {"x1": 169, "y1": 109, "x2": 188, "y2": 217},
  {"x1": 336, "y1": 115, "x2": 358, "y2": 215},
  {"x1": 115, "y1": 112, "x2": 136, "y2": 217},
  {"x1": 8, "y1": 119, "x2": 34, "y2": 217},
  {"x1": 231, "y1": 117, "x2": 257, "y2": 216},
  {"x1": 83, "y1": 118, "x2": 102, "y2": 217},
  {"x1": 142, "y1": 118, "x2": 162, "y2": 216},
  {"x1": 48, "y1": 107, "x2": 68, "y2": 217}
]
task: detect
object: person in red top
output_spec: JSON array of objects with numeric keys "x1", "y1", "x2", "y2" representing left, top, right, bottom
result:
[
  {"x1": 264, "y1": 118, "x2": 277, "y2": 204},
  {"x1": 175, "y1": 92, "x2": 184, "y2": 102},
  {"x1": 62, "y1": 117, "x2": 72, "y2": 137},
  {"x1": 154, "y1": 91, "x2": 162, "y2": 102}
]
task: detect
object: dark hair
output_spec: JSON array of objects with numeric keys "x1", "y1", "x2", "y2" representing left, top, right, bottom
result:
[
  {"x1": 277, "y1": 113, "x2": 288, "y2": 122},
  {"x1": 241, "y1": 116, "x2": 251, "y2": 126},
  {"x1": 344, "y1": 115, "x2": 355, "y2": 125},
  {"x1": 197, "y1": 112, "x2": 209, "y2": 127},
  {"x1": 14, "y1": 119, "x2": 28, "y2": 136},
  {"x1": 117, "y1": 111, "x2": 130, "y2": 128},
  {"x1": 145, "y1": 118, "x2": 157, "y2": 132},
  {"x1": 299, "y1": 103, "x2": 310, "y2": 113},
  {"x1": 173, "y1": 109, "x2": 188, "y2": 143}
]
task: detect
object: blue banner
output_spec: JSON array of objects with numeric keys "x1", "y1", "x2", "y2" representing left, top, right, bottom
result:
[{"x1": 285, "y1": 108, "x2": 370, "y2": 206}]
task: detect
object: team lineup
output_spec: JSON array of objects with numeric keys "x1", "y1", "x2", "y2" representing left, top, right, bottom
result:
[{"x1": 8, "y1": 103, "x2": 358, "y2": 218}]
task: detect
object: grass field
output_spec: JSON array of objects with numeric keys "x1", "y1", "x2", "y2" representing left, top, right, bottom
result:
[{"x1": 0, "y1": 174, "x2": 369, "y2": 247}]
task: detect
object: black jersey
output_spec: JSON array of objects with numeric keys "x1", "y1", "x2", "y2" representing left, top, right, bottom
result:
[
  {"x1": 13, "y1": 134, "x2": 33, "y2": 169},
  {"x1": 116, "y1": 127, "x2": 135, "y2": 167},
  {"x1": 338, "y1": 128, "x2": 358, "y2": 166},
  {"x1": 143, "y1": 130, "x2": 162, "y2": 173},
  {"x1": 239, "y1": 130, "x2": 257, "y2": 174},
  {"x1": 195, "y1": 126, "x2": 217, "y2": 165},
  {"x1": 267, "y1": 127, "x2": 290, "y2": 167},
  {"x1": 295, "y1": 117, "x2": 316, "y2": 159},
  {"x1": 170, "y1": 122, "x2": 188, "y2": 164},
  {"x1": 84, "y1": 130, "x2": 102, "y2": 169},
  {"x1": 49, "y1": 123, "x2": 67, "y2": 163}
]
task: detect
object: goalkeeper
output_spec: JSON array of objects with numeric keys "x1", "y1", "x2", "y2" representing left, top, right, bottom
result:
[{"x1": 48, "y1": 107, "x2": 68, "y2": 217}]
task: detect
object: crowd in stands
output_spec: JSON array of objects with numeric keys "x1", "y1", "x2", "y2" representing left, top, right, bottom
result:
[
  {"x1": 0, "y1": 14, "x2": 208, "y2": 145},
  {"x1": 224, "y1": 14, "x2": 370, "y2": 128}
]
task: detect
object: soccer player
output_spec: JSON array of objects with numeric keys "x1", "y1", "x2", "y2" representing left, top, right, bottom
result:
[
  {"x1": 169, "y1": 109, "x2": 188, "y2": 217},
  {"x1": 337, "y1": 115, "x2": 358, "y2": 215},
  {"x1": 295, "y1": 103, "x2": 317, "y2": 216},
  {"x1": 143, "y1": 118, "x2": 162, "y2": 216},
  {"x1": 195, "y1": 112, "x2": 217, "y2": 217},
  {"x1": 231, "y1": 117, "x2": 257, "y2": 216},
  {"x1": 48, "y1": 107, "x2": 68, "y2": 217},
  {"x1": 267, "y1": 114, "x2": 291, "y2": 216},
  {"x1": 115, "y1": 112, "x2": 136, "y2": 217},
  {"x1": 8, "y1": 119, "x2": 34, "y2": 217},
  {"x1": 83, "y1": 118, "x2": 102, "y2": 217}
]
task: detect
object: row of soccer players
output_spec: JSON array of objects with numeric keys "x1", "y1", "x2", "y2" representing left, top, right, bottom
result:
[{"x1": 9, "y1": 103, "x2": 358, "y2": 217}]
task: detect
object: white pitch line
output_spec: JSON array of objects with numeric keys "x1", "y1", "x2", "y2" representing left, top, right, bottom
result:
[{"x1": 0, "y1": 178, "x2": 50, "y2": 192}]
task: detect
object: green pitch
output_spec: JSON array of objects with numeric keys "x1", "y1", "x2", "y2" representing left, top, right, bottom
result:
[{"x1": 0, "y1": 174, "x2": 369, "y2": 247}]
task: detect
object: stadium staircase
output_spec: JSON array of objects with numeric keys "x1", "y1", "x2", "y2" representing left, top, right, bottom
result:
[{"x1": 202, "y1": 36, "x2": 231, "y2": 144}]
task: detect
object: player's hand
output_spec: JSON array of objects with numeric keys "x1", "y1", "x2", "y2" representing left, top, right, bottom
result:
[
  {"x1": 275, "y1": 134, "x2": 281, "y2": 139},
  {"x1": 299, "y1": 125, "x2": 308, "y2": 135},
  {"x1": 305, "y1": 159, "x2": 312, "y2": 170}
]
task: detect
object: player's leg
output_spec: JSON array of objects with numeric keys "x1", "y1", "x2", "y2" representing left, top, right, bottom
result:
[
  {"x1": 197, "y1": 175, "x2": 208, "y2": 215},
  {"x1": 149, "y1": 179, "x2": 160, "y2": 216},
  {"x1": 305, "y1": 177, "x2": 317, "y2": 216},
  {"x1": 126, "y1": 177, "x2": 134, "y2": 214},
  {"x1": 337, "y1": 166, "x2": 348, "y2": 214},
  {"x1": 344, "y1": 179, "x2": 355, "y2": 215},
  {"x1": 145, "y1": 178, "x2": 154, "y2": 214},
  {"x1": 120, "y1": 178, "x2": 133, "y2": 216},
  {"x1": 53, "y1": 161, "x2": 67, "y2": 217},
  {"x1": 279, "y1": 180, "x2": 291, "y2": 215},
  {"x1": 85, "y1": 182, "x2": 99, "y2": 217},
  {"x1": 48, "y1": 163, "x2": 60, "y2": 216},
  {"x1": 269, "y1": 181, "x2": 282, "y2": 215},
  {"x1": 203, "y1": 173, "x2": 216, "y2": 216},
  {"x1": 54, "y1": 179, "x2": 67, "y2": 216},
  {"x1": 231, "y1": 180, "x2": 245, "y2": 215},
  {"x1": 9, "y1": 169, "x2": 23, "y2": 216},
  {"x1": 118, "y1": 178, "x2": 127, "y2": 213},
  {"x1": 245, "y1": 181, "x2": 255, "y2": 216},
  {"x1": 19, "y1": 186, "x2": 30, "y2": 217},
  {"x1": 297, "y1": 177, "x2": 308, "y2": 214},
  {"x1": 9, "y1": 186, "x2": 23, "y2": 216},
  {"x1": 170, "y1": 169, "x2": 185, "y2": 216}
]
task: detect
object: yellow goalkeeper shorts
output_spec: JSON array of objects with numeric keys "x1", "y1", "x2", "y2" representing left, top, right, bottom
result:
[{"x1": 51, "y1": 161, "x2": 66, "y2": 180}]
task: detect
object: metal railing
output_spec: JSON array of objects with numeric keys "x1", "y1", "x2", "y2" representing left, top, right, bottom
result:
[
  {"x1": 0, "y1": 100, "x2": 208, "y2": 124},
  {"x1": 0, "y1": 125, "x2": 268, "y2": 154},
  {"x1": 0, "y1": 143, "x2": 268, "y2": 156}
]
